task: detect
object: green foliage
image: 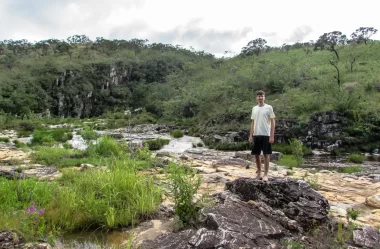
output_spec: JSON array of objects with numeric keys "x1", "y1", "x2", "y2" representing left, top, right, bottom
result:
[
  {"x1": 0, "y1": 137, "x2": 9, "y2": 142},
  {"x1": 143, "y1": 138, "x2": 170, "y2": 150},
  {"x1": 30, "y1": 129, "x2": 73, "y2": 146},
  {"x1": 167, "y1": 163, "x2": 202, "y2": 224},
  {"x1": 289, "y1": 138, "x2": 304, "y2": 167},
  {"x1": 13, "y1": 139, "x2": 27, "y2": 148},
  {"x1": 276, "y1": 155, "x2": 298, "y2": 169},
  {"x1": 348, "y1": 153, "x2": 365, "y2": 163},
  {"x1": 79, "y1": 127, "x2": 98, "y2": 140},
  {"x1": 0, "y1": 160, "x2": 162, "y2": 239},
  {"x1": 31, "y1": 147, "x2": 88, "y2": 167},
  {"x1": 346, "y1": 208, "x2": 360, "y2": 222},
  {"x1": 170, "y1": 130, "x2": 184, "y2": 138},
  {"x1": 87, "y1": 136, "x2": 125, "y2": 158},
  {"x1": 342, "y1": 165, "x2": 363, "y2": 174}
]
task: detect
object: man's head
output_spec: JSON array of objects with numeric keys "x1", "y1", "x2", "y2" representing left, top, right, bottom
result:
[{"x1": 256, "y1": 90, "x2": 265, "y2": 105}]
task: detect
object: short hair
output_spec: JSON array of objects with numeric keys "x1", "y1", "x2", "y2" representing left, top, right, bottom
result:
[{"x1": 256, "y1": 90, "x2": 265, "y2": 96}]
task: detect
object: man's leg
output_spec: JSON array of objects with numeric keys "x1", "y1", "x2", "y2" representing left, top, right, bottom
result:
[
  {"x1": 262, "y1": 154, "x2": 270, "y2": 181},
  {"x1": 255, "y1": 154, "x2": 262, "y2": 179}
]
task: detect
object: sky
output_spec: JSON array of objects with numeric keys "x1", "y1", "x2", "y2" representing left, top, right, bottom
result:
[{"x1": 1, "y1": 0, "x2": 379, "y2": 57}]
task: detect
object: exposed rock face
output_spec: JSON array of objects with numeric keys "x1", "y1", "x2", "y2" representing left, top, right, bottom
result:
[
  {"x1": 352, "y1": 226, "x2": 380, "y2": 249},
  {"x1": 0, "y1": 231, "x2": 25, "y2": 248},
  {"x1": 141, "y1": 178, "x2": 330, "y2": 249},
  {"x1": 226, "y1": 177, "x2": 330, "y2": 230}
]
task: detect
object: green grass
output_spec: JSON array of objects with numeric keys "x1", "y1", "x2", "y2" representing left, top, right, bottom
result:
[
  {"x1": 348, "y1": 153, "x2": 365, "y2": 163},
  {"x1": 0, "y1": 137, "x2": 10, "y2": 142},
  {"x1": 144, "y1": 138, "x2": 170, "y2": 150},
  {"x1": 30, "y1": 129, "x2": 73, "y2": 146},
  {"x1": 276, "y1": 155, "x2": 299, "y2": 169},
  {"x1": 0, "y1": 159, "x2": 162, "y2": 241},
  {"x1": 342, "y1": 165, "x2": 363, "y2": 174},
  {"x1": 170, "y1": 130, "x2": 184, "y2": 138}
]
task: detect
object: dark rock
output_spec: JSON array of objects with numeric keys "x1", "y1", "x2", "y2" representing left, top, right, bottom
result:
[
  {"x1": 0, "y1": 231, "x2": 25, "y2": 248},
  {"x1": 353, "y1": 226, "x2": 380, "y2": 249},
  {"x1": 141, "y1": 178, "x2": 328, "y2": 249},
  {"x1": 225, "y1": 177, "x2": 329, "y2": 230}
]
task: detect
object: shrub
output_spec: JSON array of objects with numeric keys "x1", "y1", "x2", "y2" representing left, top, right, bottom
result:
[
  {"x1": 144, "y1": 138, "x2": 170, "y2": 150},
  {"x1": 272, "y1": 143, "x2": 293, "y2": 154},
  {"x1": 276, "y1": 155, "x2": 298, "y2": 169},
  {"x1": 87, "y1": 136, "x2": 125, "y2": 158},
  {"x1": 79, "y1": 128, "x2": 98, "y2": 140},
  {"x1": 171, "y1": 130, "x2": 184, "y2": 138},
  {"x1": 347, "y1": 208, "x2": 360, "y2": 222},
  {"x1": 30, "y1": 129, "x2": 73, "y2": 146},
  {"x1": 167, "y1": 163, "x2": 202, "y2": 224},
  {"x1": 348, "y1": 153, "x2": 365, "y2": 163},
  {"x1": 13, "y1": 140, "x2": 27, "y2": 148},
  {"x1": 342, "y1": 165, "x2": 362, "y2": 174},
  {"x1": 0, "y1": 137, "x2": 10, "y2": 142},
  {"x1": 289, "y1": 138, "x2": 304, "y2": 167}
]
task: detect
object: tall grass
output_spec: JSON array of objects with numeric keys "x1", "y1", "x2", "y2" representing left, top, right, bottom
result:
[{"x1": 0, "y1": 159, "x2": 162, "y2": 240}]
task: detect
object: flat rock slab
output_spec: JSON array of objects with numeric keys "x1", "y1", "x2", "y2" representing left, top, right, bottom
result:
[{"x1": 0, "y1": 166, "x2": 61, "y2": 180}]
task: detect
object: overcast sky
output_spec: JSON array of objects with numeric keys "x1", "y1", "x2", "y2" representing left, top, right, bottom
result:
[{"x1": 1, "y1": 0, "x2": 379, "y2": 57}]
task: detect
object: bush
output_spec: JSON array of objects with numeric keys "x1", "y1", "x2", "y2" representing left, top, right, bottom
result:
[
  {"x1": 272, "y1": 143, "x2": 293, "y2": 154},
  {"x1": 289, "y1": 139, "x2": 304, "y2": 167},
  {"x1": 79, "y1": 128, "x2": 98, "y2": 140},
  {"x1": 342, "y1": 165, "x2": 362, "y2": 174},
  {"x1": 30, "y1": 129, "x2": 73, "y2": 146},
  {"x1": 171, "y1": 130, "x2": 184, "y2": 138},
  {"x1": 348, "y1": 153, "x2": 365, "y2": 163},
  {"x1": 13, "y1": 140, "x2": 27, "y2": 148},
  {"x1": 87, "y1": 136, "x2": 125, "y2": 158},
  {"x1": 276, "y1": 155, "x2": 298, "y2": 169},
  {"x1": 144, "y1": 138, "x2": 170, "y2": 150},
  {"x1": 167, "y1": 163, "x2": 202, "y2": 224},
  {"x1": 0, "y1": 137, "x2": 10, "y2": 142}
]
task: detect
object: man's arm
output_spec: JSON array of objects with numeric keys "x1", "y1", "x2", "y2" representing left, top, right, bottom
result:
[
  {"x1": 269, "y1": 118, "x2": 275, "y2": 143},
  {"x1": 249, "y1": 120, "x2": 254, "y2": 142}
]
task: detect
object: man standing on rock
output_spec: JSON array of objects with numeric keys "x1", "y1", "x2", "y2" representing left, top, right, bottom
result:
[{"x1": 249, "y1": 90, "x2": 276, "y2": 181}]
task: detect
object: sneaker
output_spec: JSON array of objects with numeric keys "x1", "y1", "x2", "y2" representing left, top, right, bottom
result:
[
  {"x1": 255, "y1": 174, "x2": 262, "y2": 180},
  {"x1": 262, "y1": 175, "x2": 268, "y2": 182}
]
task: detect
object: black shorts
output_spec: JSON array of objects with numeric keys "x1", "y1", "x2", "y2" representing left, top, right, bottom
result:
[{"x1": 251, "y1": 136, "x2": 272, "y2": 155}]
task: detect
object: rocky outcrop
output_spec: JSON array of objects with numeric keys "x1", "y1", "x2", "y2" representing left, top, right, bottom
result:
[
  {"x1": 0, "y1": 231, "x2": 52, "y2": 249},
  {"x1": 352, "y1": 226, "x2": 380, "y2": 248},
  {"x1": 141, "y1": 177, "x2": 330, "y2": 249}
]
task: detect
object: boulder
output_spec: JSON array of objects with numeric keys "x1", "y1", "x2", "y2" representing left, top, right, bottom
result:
[
  {"x1": 353, "y1": 226, "x2": 380, "y2": 249},
  {"x1": 141, "y1": 177, "x2": 330, "y2": 249}
]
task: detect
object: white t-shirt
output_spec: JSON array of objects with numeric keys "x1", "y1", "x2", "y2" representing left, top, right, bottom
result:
[{"x1": 251, "y1": 104, "x2": 276, "y2": 136}]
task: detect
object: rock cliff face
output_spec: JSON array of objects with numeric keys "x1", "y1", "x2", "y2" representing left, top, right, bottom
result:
[
  {"x1": 141, "y1": 177, "x2": 330, "y2": 249},
  {"x1": 50, "y1": 62, "x2": 133, "y2": 118}
]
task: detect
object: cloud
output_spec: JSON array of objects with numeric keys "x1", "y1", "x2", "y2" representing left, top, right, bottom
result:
[
  {"x1": 110, "y1": 19, "x2": 252, "y2": 55},
  {"x1": 261, "y1": 32, "x2": 277, "y2": 37},
  {"x1": 286, "y1": 26, "x2": 313, "y2": 43}
]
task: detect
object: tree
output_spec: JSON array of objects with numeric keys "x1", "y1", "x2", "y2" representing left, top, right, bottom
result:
[
  {"x1": 54, "y1": 42, "x2": 73, "y2": 59},
  {"x1": 0, "y1": 54, "x2": 17, "y2": 70},
  {"x1": 329, "y1": 60, "x2": 341, "y2": 89},
  {"x1": 241, "y1": 38, "x2": 267, "y2": 56},
  {"x1": 67, "y1": 35, "x2": 92, "y2": 45},
  {"x1": 314, "y1": 31, "x2": 347, "y2": 60},
  {"x1": 351, "y1": 27, "x2": 378, "y2": 45}
]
